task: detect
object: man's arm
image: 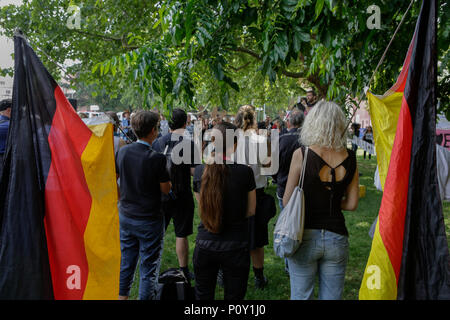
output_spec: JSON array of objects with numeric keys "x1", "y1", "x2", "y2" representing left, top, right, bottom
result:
[{"x1": 160, "y1": 181, "x2": 172, "y2": 195}]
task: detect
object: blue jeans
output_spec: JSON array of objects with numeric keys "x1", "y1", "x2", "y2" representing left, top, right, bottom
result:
[
  {"x1": 287, "y1": 229, "x2": 349, "y2": 300},
  {"x1": 277, "y1": 195, "x2": 290, "y2": 273},
  {"x1": 119, "y1": 212, "x2": 165, "y2": 300},
  {"x1": 277, "y1": 195, "x2": 284, "y2": 211}
]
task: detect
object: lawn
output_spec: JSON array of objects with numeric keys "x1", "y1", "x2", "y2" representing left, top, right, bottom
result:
[{"x1": 129, "y1": 152, "x2": 450, "y2": 300}]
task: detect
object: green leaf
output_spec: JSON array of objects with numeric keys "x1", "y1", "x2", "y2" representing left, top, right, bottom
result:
[
  {"x1": 315, "y1": 0, "x2": 325, "y2": 21},
  {"x1": 92, "y1": 63, "x2": 101, "y2": 74},
  {"x1": 293, "y1": 33, "x2": 302, "y2": 53},
  {"x1": 223, "y1": 76, "x2": 240, "y2": 92},
  {"x1": 263, "y1": 31, "x2": 270, "y2": 52},
  {"x1": 212, "y1": 62, "x2": 224, "y2": 81},
  {"x1": 104, "y1": 61, "x2": 110, "y2": 75},
  {"x1": 297, "y1": 31, "x2": 310, "y2": 42},
  {"x1": 196, "y1": 32, "x2": 205, "y2": 47},
  {"x1": 276, "y1": 32, "x2": 289, "y2": 61},
  {"x1": 197, "y1": 26, "x2": 212, "y2": 40}
]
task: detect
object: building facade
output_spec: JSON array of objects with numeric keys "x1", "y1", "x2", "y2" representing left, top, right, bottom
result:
[{"x1": 0, "y1": 76, "x2": 13, "y2": 100}]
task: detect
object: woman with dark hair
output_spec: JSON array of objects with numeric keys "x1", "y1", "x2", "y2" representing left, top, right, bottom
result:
[{"x1": 193, "y1": 122, "x2": 256, "y2": 300}]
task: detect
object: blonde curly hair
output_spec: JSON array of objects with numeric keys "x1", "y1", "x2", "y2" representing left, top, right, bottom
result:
[
  {"x1": 235, "y1": 105, "x2": 257, "y2": 132},
  {"x1": 300, "y1": 101, "x2": 348, "y2": 150}
]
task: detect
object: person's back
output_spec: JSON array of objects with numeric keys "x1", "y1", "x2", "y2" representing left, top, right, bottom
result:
[
  {"x1": 116, "y1": 143, "x2": 167, "y2": 218},
  {"x1": 302, "y1": 145, "x2": 356, "y2": 236},
  {"x1": 152, "y1": 130, "x2": 195, "y2": 199},
  {"x1": 116, "y1": 111, "x2": 171, "y2": 301},
  {"x1": 194, "y1": 163, "x2": 255, "y2": 243},
  {"x1": 152, "y1": 108, "x2": 197, "y2": 281},
  {"x1": 283, "y1": 101, "x2": 359, "y2": 300},
  {"x1": 192, "y1": 122, "x2": 256, "y2": 300},
  {"x1": 275, "y1": 110, "x2": 305, "y2": 207}
]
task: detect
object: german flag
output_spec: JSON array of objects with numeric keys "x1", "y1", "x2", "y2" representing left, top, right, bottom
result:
[
  {"x1": 360, "y1": 0, "x2": 450, "y2": 299},
  {"x1": 0, "y1": 33, "x2": 120, "y2": 299}
]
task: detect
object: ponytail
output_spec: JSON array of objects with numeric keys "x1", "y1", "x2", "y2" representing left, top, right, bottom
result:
[
  {"x1": 199, "y1": 164, "x2": 227, "y2": 233},
  {"x1": 198, "y1": 122, "x2": 236, "y2": 233},
  {"x1": 236, "y1": 105, "x2": 256, "y2": 132}
]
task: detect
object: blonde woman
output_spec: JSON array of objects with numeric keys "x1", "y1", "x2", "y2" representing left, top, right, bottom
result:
[
  {"x1": 235, "y1": 105, "x2": 272, "y2": 289},
  {"x1": 283, "y1": 101, "x2": 359, "y2": 300}
]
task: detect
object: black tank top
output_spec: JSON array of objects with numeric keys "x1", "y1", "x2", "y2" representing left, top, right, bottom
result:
[{"x1": 301, "y1": 146, "x2": 357, "y2": 236}]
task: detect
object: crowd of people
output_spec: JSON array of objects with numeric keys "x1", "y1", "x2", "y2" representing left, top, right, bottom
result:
[
  {"x1": 106, "y1": 91, "x2": 360, "y2": 301},
  {"x1": 0, "y1": 93, "x2": 365, "y2": 300}
]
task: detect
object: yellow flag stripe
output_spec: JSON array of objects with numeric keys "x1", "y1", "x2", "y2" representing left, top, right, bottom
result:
[
  {"x1": 81, "y1": 123, "x2": 121, "y2": 300},
  {"x1": 367, "y1": 91, "x2": 403, "y2": 190},
  {"x1": 359, "y1": 220, "x2": 397, "y2": 300}
]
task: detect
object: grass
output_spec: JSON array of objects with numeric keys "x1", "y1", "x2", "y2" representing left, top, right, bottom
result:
[{"x1": 129, "y1": 151, "x2": 450, "y2": 300}]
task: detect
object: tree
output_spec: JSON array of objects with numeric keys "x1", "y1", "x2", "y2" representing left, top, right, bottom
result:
[{"x1": 1, "y1": 0, "x2": 448, "y2": 118}]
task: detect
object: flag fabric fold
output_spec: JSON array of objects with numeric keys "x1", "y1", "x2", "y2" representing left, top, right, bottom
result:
[
  {"x1": 360, "y1": 0, "x2": 450, "y2": 300},
  {"x1": 0, "y1": 34, "x2": 120, "y2": 300}
]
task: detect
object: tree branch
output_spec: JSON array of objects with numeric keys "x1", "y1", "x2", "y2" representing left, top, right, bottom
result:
[
  {"x1": 230, "y1": 46, "x2": 304, "y2": 78},
  {"x1": 229, "y1": 61, "x2": 252, "y2": 72},
  {"x1": 70, "y1": 29, "x2": 139, "y2": 50},
  {"x1": 70, "y1": 29, "x2": 122, "y2": 41},
  {"x1": 232, "y1": 46, "x2": 261, "y2": 59}
]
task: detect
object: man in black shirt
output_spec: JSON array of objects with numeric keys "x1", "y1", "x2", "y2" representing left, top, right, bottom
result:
[
  {"x1": 274, "y1": 110, "x2": 305, "y2": 210},
  {"x1": 152, "y1": 108, "x2": 198, "y2": 281},
  {"x1": 116, "y1": 111, "x2": 171, "y2": 300}
]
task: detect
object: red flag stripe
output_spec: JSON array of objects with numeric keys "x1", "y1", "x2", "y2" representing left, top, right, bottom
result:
[
  {"x1": 44, "y1": 87, "x2": 93, "y2": 299},
  {"x1": 378, "y1": 95, "x2": 413, "y2": 282}
]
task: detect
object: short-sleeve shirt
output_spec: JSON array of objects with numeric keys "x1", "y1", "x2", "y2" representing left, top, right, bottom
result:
[
  {"x1": 152, "y1": 132, "x2": 197, "y2": 198},
  {"x1": 116, "y1": 142, "x2": 170, "y2": 219},
  {"x1": 193, "y1": 164, "x2": 256, "y2": 246}
]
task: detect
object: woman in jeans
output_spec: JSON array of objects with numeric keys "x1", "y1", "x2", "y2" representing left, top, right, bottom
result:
[
  {"x1": 193, "y1": 122, "x2": 256, "y2": 300},
  {"x1": 283, "y1": 101, "x2": 359, "y2": 300}
]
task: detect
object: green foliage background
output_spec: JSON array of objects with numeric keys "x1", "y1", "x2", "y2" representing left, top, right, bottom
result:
[{"x1": 1, "y1": 1, "x2": 448, "y2": 118}]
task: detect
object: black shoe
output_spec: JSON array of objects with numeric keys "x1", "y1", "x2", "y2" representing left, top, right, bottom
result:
[
  {"x1": 254, "y1": 276, "x2": 268, "y2": 290},
  {"x1": 217, "y1": 269, "x2": 224, "y2": 288}
]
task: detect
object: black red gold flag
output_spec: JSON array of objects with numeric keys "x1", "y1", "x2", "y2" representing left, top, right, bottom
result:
[{"x1": 0, "y1": 33, "x2": 120, "y2": 300}]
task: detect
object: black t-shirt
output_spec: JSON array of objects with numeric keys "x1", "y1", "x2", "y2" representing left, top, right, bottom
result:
[
  {"x1": 302, "y1": 147, "x2": 357, "y2": 236},
  {"x1": 116, "y1": 142, "x2": 170, "y2": 219},
  {"x1": 275, "y1": 128, "x2": 302, "y2": 198},
  {"x1": 152, "y1": 132, "x2": 197, "y2": 198},
  {"x1": 193, "y1": 164, "x2": 256, "y2": 246}
]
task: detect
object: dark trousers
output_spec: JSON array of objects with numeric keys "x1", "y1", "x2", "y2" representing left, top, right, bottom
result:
[{"x1": 193, "y1": 246, "x2": 250, "y2": 300}]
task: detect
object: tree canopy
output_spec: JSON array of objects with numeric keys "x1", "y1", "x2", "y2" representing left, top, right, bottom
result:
[{"x1": 1, "y1": 0, "x2": 448, "y2": 118}]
